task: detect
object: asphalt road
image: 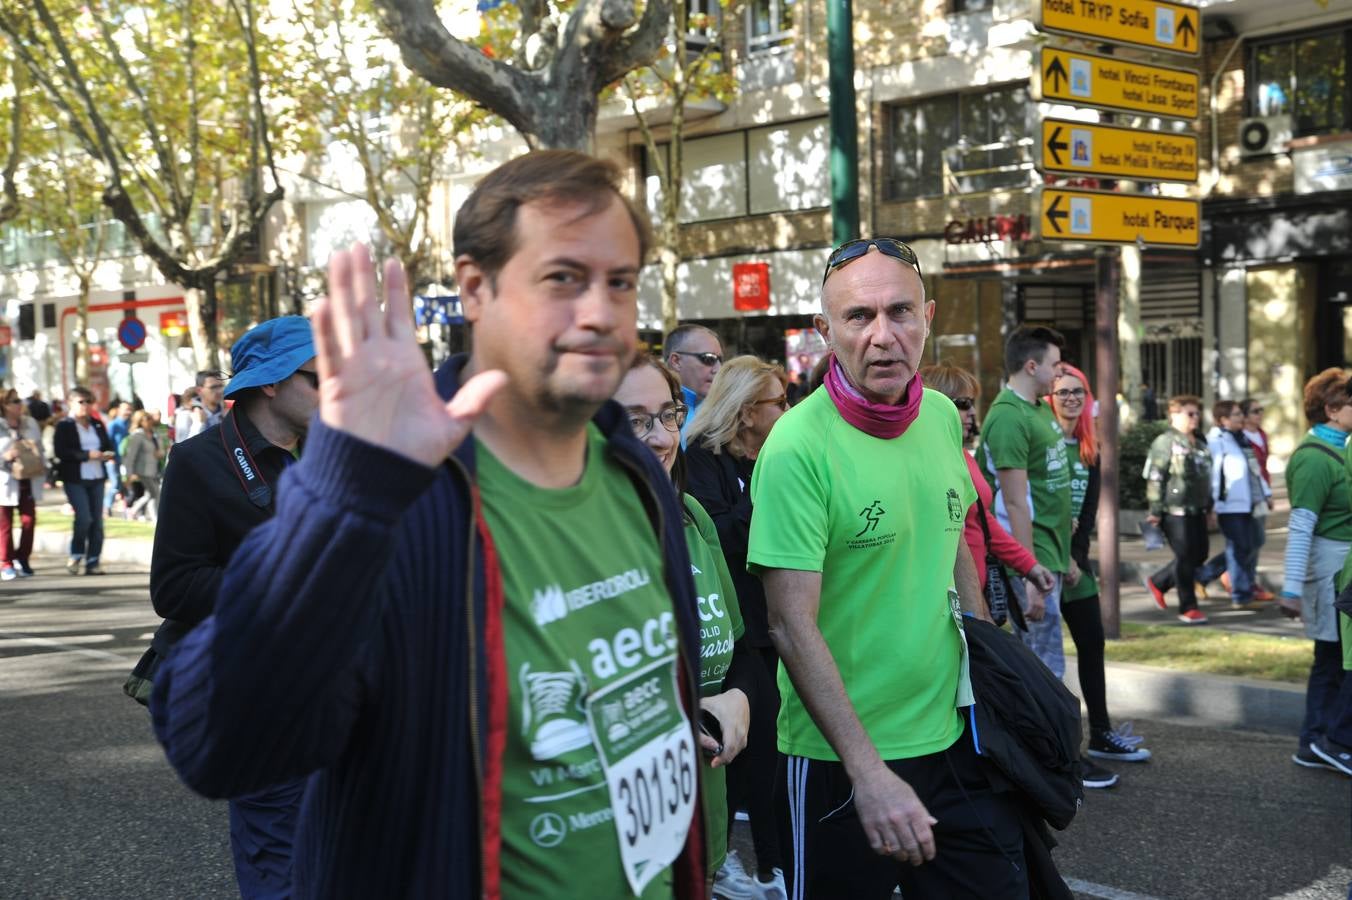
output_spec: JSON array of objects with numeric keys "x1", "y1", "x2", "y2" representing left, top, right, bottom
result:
[{"x1": 4, "y1": 553, "x2": 1350, "y2": 899}]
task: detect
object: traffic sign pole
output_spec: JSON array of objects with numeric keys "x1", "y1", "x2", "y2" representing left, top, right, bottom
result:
[{"x1": 1095, "y1": 247, "x2": 1122, "y2": 638}]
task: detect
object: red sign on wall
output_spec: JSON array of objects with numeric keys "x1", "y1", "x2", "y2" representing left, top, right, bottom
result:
[
  {"x1": 160, "y1": 310, "x2": 189, "y2": 336},
  {"x1": 732, "y1": 262, "x2": 771, "y2": 312},
  {"x1": 0, "y1": 325, "x2": 11, "y2": 347}
]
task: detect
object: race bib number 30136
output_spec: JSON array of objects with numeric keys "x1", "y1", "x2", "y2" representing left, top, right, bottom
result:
[{"x1": 585, "y1": 656, "x2": 697, "y2": 895}]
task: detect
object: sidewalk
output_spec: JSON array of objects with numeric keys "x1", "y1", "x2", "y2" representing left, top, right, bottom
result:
[{"x1": 30, "y1": 492, "x2": 153, "y2": 567}]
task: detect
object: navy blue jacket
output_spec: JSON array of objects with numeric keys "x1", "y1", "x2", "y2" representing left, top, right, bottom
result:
[{"x1": 152, "y1": 355, "x2": 707, "y2": 898}]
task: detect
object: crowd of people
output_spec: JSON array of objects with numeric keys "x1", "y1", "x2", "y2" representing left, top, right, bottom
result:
[{"x1": 3, "y1": 148, "x2": 1350, "y2": 899}]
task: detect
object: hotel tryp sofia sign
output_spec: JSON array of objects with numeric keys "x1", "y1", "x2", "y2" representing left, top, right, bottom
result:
[{"x1": 1039, "y1": 0, "x2": 1200, "y2": 56}]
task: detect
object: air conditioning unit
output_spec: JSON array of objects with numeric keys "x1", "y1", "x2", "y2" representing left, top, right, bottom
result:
[{"x1": 1239, "y1": 115, "x2": 1294, "y2": 157}]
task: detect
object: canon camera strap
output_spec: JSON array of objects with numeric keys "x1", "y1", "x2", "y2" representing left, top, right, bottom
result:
[{"x1": 220, "y1": 413, "x2": 274, "y2": 510}]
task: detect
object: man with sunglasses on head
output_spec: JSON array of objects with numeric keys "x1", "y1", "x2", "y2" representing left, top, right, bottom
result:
[
  {"x1": 665, "y1": 323, "x2": 723, "y2": 435},
  {"x1": 148, "y1": 315, "x2": 319, "y2": 899},
  {"x1": 976, "y1": 326, "x2": 1073, "y2": 675},
  {"x1": 748, "y1": 238, "x2": 1030, "y2": 898}
]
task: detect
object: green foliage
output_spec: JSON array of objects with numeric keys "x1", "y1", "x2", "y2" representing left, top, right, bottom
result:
[{"x1": 1119, "y1": 419, "x2": 1169, "y2": 509}]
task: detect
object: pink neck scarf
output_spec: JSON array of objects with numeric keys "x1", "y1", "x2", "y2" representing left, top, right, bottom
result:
[{"x1": 823, "y1": 356, "x2": 923, "y2": 439}]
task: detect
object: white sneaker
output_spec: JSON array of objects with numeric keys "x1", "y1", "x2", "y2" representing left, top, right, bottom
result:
[
  {"x1": 752, "y1": 868, "x2": 788, "y2": 900},
  {"x1": 712, "y1": 849, "x2": 757, "y2": 900},
  {"x1": 0, "y1": 567, "x2": 15, "y2": 581}
]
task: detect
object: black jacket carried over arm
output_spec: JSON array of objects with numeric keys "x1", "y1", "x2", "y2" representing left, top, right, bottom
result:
[
  {"x1": 150, "y1": 405, "x2": 296, "y2": 642},
  {"x1": 685, "y1": 441, "x2": 771, "y2": 647},
  {"x1": 53, "y1": 416, "x2": 113, "y2": 484}
]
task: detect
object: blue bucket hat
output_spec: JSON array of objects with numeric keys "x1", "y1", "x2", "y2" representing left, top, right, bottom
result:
[{"x1": 224, "y1": 316, "x2": 316, "y2": 398}]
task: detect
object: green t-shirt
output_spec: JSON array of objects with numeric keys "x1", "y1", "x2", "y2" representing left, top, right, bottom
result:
[
  {"x1": 747, "y1": 387, "x2": 973, "y2": 761},
  {"x1": 681, "y1": 493, "x2": 744, "y2": 872},
  {"x1": 479, "y1": 427, "x2": 687, "y2": 900},
  {"x1": 1287, "y1": 434, "x2": 1352, "y2": 541},
  {"x1": 978, "y1": 388, "x2": 1073, "y2": 573},
  {"x1": 1063, "y1": 439, "x2": 1099, "y2": 603}
]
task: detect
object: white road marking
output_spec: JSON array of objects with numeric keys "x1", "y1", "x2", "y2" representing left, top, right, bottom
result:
[
  {"x1": 0, "y1": 631, "x2": 131, "y2": 662},
  {"x1": 1065, "y1": 877, "x2": 1166, "y2": 900}
]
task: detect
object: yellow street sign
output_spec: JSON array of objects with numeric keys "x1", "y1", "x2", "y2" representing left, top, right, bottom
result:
[
  {"x1": 1039, "y1": 0, "x2": 1200, "y2": 56},
  {"x1": 1039, "y1": 188, "x2": 1200, "y2": 247},
  {"x1": 1040, "y1": 118, "x2": 1198, "y2": 182},
  {"x1": 1036, "y1": 47, "x2": 1199, "y2": 120}
]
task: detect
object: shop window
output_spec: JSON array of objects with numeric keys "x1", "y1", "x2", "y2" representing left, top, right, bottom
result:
[
  {"x1": 746, "y1": 0, "x2": 795, "y2": 54},
  {"x1": 18, "y1": 303, "x2": 34, "y2": 341},
  {"x1": 1248, "y1": 27, "x2": 1351, "y2": 136},
  {"x1": 885, "y1": 84, "x2": 1030, "y2": 201},
  {"x1": 42, "y1": 303, "x2": 56, "y2": 329}
]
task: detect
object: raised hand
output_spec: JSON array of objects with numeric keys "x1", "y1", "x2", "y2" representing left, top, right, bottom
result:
[{"x1": 314, "y1": 244, "x2": 507, "y2": 467}]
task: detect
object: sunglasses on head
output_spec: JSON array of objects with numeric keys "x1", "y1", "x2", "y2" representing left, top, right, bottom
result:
[{"x1": 822, "y1": 238, "x2": 922, "y2": 285}]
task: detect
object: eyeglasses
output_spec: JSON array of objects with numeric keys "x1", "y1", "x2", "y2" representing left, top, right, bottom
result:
[
  {"x1": 1247, "y1": 407, "x2": 1263, "y2": 415},
  {"x1": 952, "y1": 397, "x2": 975, "y2": 411},
  {"x1": 293, "y1": 370, "x2": 319, "y2": 389},
  {"x1": 672, "y1": 351, "x2": 722, "y2": 368},
  {"x1": 753, "y1": 395, "x2": 789, "y2": 411},
  {"x1": 822, "y1": 237, "x2": 923, "y2": 285},
  {"x1": 1053, "y1": 388, "x2": 1087, "y2": 401},
  {"x1": 628, "y1": 405, "x2": 687, "y2": 438}
]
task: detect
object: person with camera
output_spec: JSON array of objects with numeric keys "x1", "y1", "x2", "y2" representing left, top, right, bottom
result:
[
  {"x1": 147, "y1": 316, "x2": 318, "y2": 898},
  {"x1": 0, "y1": 388, "x2": 44, "y2": 580},
  {"x1": 53, "y1": 386, "x2": 115, "y2": 576}
]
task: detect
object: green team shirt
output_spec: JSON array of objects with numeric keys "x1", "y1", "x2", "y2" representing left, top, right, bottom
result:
[
  {"x1": 978, "y1": 388, "x2": 1073, "y2": 573},
  {"x1": 747, "y1": 387, "x2": 973, "y2": 761},
  {"x1": 1062, "y1": 438, "x2": 1098, "y2": 603},
  {"x1": 479, "y1": 427, "x2": 682, "y2": 900},
  {"x1": 681, "y1": 493, "x2": 744, "y2": 872},
  {"x1": 1287, "y1": 434, "x2": 1352, "y2": 542}
]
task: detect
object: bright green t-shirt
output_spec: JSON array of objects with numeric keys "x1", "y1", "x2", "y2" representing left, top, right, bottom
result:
[
  {"x1": 747, "y1": 387, "x2": 974, "y2": 761},
  {"x1": 1063, "y1": 439, "x2": 1099, "y2": 603},
  {"x1": 978, "y1": 388, "x2": 1073, "y2": 573},
  {"x1": 479, "y1": 427, "x2": 689, "y2": 900},
  {"x1": 1287, "y1": 434, "x2": 1352, "y2": 542},
  {"x1": 681, "y1": 493, "x2": 744, "y2": 872}
]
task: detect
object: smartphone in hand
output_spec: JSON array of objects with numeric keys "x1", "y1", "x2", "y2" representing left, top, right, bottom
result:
[{"x1": 698, "y1": 709, "x2": 723, "y2": 759}]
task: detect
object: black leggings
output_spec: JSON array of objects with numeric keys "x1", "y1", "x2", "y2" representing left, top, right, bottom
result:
[
  {"x1": 1151, "y1": 513, "x2": 1210, "y2": 613},
  {"x1": 1061, "y1": 595, "x2": 1110, "y2": 734},
  {"x1": 725, "y1": 645, "x2": 783, "y2": 875}
]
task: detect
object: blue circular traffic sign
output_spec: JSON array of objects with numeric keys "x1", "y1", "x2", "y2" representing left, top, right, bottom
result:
[{"x1": 118, "y1": 317, "x2": 147, "y2": 351}]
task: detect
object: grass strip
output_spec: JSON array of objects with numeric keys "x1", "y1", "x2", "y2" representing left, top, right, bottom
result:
[
  {"x1": 1084, "y1": 621, "x2": 1311, "y2": 684},
  {"x1": 34, "y1": 511, "x2": 156, "y2": 541}
]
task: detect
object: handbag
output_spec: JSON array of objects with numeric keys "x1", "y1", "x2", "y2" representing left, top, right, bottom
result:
[
  {"x1": 973, "y1": 492, "x2": 1027, "y2": 631},
  {"x1": 1, "y1": 420, "x2": 44, "y2": 480}
]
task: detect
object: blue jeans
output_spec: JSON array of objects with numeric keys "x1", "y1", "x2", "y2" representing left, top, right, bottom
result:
[
  {"x1": 63, "y1": 479, "x2": 105, "y2": 565},
  {"x1": 1013, "y1": 574, "x2": 1065, "y2": 678},
  {"x1": 1299, "y1": 639, "x2": 1345, "y2": 750},
  {"x1": 228, "y1": 778, "x2": 305, "y2": 899},
  {"x1": 103, "y1": 460, "x2": 120, "y2": 513},
  {"x1": 1197, "y1": 513, "x2": 1261, "y2": 601}
]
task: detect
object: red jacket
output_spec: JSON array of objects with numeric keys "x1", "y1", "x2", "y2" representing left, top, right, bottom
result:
[{"x1": 962, "y1": 450, "x2": 1037, "y2": 584}]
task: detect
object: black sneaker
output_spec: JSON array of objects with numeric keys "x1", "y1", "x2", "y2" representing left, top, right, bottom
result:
[
  {"x1": 1310, "y1": 737, "x2": 1352, "y2": 776},
  {"x1": 1081, "y1": 757, "x2": 1119, "y2": 789},
  {"x1": 1292, "y1": 746, "x2": 1339, "y2": 771},
  {"x1": 1088, "y1": 726, "x2": 1152, "y2": 762}
]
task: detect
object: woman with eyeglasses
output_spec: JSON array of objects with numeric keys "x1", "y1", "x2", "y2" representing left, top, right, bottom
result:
[
  {"x1": 0, "y1": 388, "x2": 43, "y2": 580},
  {"x1": 1141, "y1": 395, "x2": 1214, "y2": 625},
  {"x1": 682, "y1": 355, "x2": 789, "y2": 897},
  {"x1": 1279, "y1": 369, "x2": 1352, "y2": 771},
  {"x1": 612, "y1": 355, "x2": 758, "y2": 899},
  {"x1": 1047, "y1": 363, "x2": 1152, "y2": 775}
]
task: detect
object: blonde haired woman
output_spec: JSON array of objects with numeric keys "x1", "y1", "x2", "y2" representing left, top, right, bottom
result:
[{"x1": 684, "y1": 355, "x2": 788, "y2": 895}]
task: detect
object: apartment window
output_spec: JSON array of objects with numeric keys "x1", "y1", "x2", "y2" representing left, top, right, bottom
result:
[
  {"x1": 1248, "y1": 27, "x2": 1351, "y2": 135},
  {"x1": 885, "y1": 84, "x2": 1029, "y2": 200},
  {"x1": 686, "y1": 0, "x2": 721, "y2": 50},
  {"x1": 747, "y1": 0, "x2": 795, "y2": 54}
]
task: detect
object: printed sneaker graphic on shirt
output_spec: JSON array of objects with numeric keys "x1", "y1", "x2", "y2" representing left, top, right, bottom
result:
[{"x1": 520, "y1": 661, "x2": 591, "y2": 760}]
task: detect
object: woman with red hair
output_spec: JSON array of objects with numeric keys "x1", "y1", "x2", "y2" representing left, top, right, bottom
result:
[{"x1": 1048, "y1": 363, "x2": 1152, "y2": 769}]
